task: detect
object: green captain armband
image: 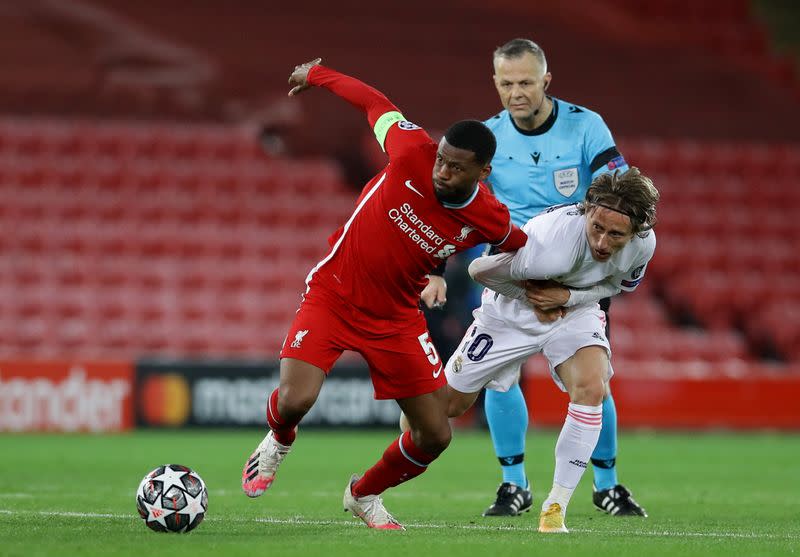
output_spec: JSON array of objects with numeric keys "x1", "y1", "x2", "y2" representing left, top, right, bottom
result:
[{"x1": 373, "y1": 111, "x2": 405, "y2": 152}]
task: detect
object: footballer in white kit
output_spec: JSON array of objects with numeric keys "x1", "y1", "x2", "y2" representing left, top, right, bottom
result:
[
  {"x1": 445, "y1": 203, "x2": 656, "y2": 395},
  {"x1": 436, "y1": 168, "x2": 659, "y2": 533}
]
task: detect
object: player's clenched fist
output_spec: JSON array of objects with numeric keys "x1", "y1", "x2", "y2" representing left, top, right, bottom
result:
[{"x1": 288, "y1": 57, "x2": 322, "y2": 96}]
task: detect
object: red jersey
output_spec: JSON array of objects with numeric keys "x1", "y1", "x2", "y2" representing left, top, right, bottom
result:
[{"x1": 303, "y1": 66, "x2": 526, "y2": 325}]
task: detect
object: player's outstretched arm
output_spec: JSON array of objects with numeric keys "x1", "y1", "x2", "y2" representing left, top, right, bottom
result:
[{"x1": 287, "y1": 59, "x2": 400, "y2": 134}]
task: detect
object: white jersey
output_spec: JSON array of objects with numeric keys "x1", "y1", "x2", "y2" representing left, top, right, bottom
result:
[{"x1": 475, "y1": 204, "x2": 656, "y2": 333}]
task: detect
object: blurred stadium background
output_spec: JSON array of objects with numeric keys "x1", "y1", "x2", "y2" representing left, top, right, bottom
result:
[{"x1": 1, "y1": 0, "x2": 799, "y2": 434}]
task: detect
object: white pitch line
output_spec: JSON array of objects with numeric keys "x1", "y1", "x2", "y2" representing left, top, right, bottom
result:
[
  {"x1": 0, "y1": 509, "x2": 797, "y2": 541},
  {"x1": 0, "y1": 509, "x2": 122, "y2": 519},
  {"x1": 0, "y1": 490, "x2": 488, "y2": 500}
]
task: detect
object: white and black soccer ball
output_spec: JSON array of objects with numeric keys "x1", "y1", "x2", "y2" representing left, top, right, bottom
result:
[{"x1": 136, "y1": 464, "x2": 208, "y2": 533}]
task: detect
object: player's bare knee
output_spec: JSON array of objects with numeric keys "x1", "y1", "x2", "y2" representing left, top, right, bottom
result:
[
  {"x1": 568, "y1": 378, "x2": 605, "y2": 406},
  {"x1": 413, "y1": 424, "x2": 452, "y2": 456},
  {"x1": 278, "y1": 384, "x2": 317, "y2": 419}
]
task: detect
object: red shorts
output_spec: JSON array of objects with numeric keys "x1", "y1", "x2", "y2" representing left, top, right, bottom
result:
[{"x1": 279, "y1": 289, "x2": 445, "y2": 400}]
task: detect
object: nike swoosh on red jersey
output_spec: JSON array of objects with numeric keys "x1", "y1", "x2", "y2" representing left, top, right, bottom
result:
[
  {"x1": 404, "y1": 180, "x2": 424, "y2": 197},
  {"x1": 433, "y1": 365, "x2": 443, "y2": 378}
]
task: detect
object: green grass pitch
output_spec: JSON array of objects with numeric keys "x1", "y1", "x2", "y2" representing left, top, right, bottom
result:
[{"x1": 1, "y1": 429, "x2": 798, "y2": 556}]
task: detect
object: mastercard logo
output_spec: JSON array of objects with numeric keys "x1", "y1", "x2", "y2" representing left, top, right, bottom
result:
[{"x1": 139, "y1": 373, "x2": 191, "y2": 426}]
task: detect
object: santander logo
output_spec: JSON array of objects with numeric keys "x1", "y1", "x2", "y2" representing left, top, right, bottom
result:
[{"x1": 0, "y1": 366, "x2": 130, "y2": 432}]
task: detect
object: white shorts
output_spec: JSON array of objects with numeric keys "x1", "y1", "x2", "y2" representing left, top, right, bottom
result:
[{"x1": 444, "y1": 305, "x2": 613, "y2": 393}]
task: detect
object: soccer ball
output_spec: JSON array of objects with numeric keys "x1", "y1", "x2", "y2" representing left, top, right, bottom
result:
[{"x1": 136, "y1": 464, "x2": 208, "y2": 533}]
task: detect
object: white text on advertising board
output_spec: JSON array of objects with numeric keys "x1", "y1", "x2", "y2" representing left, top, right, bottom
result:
[{"x1": 0, "y1": 367, "x2": 130, "y2": 432}]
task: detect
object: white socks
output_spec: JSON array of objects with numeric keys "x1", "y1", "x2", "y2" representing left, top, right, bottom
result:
[{"x1": 542, "y1": 402, "x2": 603, "y2": 513}]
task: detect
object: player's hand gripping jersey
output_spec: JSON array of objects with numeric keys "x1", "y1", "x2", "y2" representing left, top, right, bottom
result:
[
  {"x1": 472, "y1": 204, "x2": 656, "y2": 333},
  {"x1": 304, "y1": 66, "x2": 525, "y2": 324}
]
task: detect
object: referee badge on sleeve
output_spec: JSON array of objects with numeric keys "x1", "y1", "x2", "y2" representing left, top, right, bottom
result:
[{"x1": 553, "y1": 167, "x2": 579, "y2": 197}]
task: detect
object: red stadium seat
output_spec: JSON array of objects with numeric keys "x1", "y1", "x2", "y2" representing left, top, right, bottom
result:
[{"x1": 2, "y1": 119, "x2": 795, "y2": 367}]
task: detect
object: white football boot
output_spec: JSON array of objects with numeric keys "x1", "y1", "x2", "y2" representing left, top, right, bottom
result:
[
  {"x1": 241, "y1": 431, "x2": 291, "y2": 497},
  {"x1": 343, "y1": 474, "x2": 404, "y2": 530}
]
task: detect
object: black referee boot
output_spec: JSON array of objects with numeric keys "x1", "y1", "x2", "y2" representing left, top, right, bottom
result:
[
  {"x1": 593, "y1": 484, "x2": 648, "y2": 517},
  {"x1": 482, "y1": 482, "x2": 533, "y2": 517}
]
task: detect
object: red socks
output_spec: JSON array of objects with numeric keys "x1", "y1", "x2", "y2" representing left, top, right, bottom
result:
[
  {"x1": 266, "y1": 388, "x2": 298, "y2": 446},
  {"x1": 353, "y1": 431, "x2": 438, "y2": 497},
  {"x1": 267, "y1": 389, "x2": 440, "y2": 497}
]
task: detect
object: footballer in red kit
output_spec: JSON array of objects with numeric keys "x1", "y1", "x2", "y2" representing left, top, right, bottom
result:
[
  {"x1": 285, "y1": 66, "x2": 522, "y2": 399},
  {"x1": 241, "y1": 58, "x2": 526, "y2": 530}
]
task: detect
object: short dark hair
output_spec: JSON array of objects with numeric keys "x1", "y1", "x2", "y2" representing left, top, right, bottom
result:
[
  {"x1": 493, "y1": 38, "x2": 547, "y2": 72},
  {"x1": 443, "y1": 120, "x2": 496, "y2": 166},
  {"x1": 579, "y1": 167, "x2": 660, "y2": 235}
]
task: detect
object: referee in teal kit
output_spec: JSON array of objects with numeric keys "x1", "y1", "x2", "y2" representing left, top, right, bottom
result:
[{"x1": 476, "y1": 38, "x2": 646, "y2": 518}]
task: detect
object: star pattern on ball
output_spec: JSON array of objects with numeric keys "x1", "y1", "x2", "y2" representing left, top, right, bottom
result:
[
  {"x1": 182, "y1": 489, "x2": 206, "y2": 525},
  {"x1": 136, "y1": 464, "x2": 208, "y2": 533},
  {"x1": 152, "y1": 465, "x2": 189, "y2": 493},
  {"x1": 144, "y1": 497, "x2": 175, "y2": 528}
]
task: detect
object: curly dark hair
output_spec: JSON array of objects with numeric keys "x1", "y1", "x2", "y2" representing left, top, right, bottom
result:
[{"x1": 443, "y1": 120, "x2": 497, "y2": 166}]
